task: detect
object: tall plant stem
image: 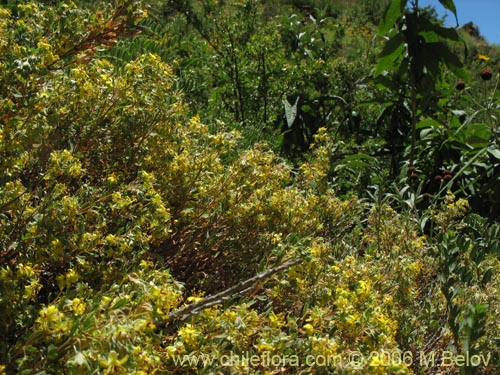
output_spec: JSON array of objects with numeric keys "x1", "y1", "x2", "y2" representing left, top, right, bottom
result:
[{"x1": 409, "y1": 74, "x2": 418, "y2": 168}]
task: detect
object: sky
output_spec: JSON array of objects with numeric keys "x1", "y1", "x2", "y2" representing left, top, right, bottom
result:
[{"x1": 418, "y1": 0, "x2": 500, "y2": 45}]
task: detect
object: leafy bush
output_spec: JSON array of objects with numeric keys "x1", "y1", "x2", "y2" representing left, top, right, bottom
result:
[{"x1": 1, "y1": 1, "x2": 500, "y2": 375}]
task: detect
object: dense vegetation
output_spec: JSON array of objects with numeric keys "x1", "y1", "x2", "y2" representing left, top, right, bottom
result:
[{"x1": 1, "y1": 0, "x2": 499, "y2": 374}]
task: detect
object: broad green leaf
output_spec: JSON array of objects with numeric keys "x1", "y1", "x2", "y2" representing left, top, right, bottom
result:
[
  {"x1": 416, "y1": 118, "x2": 441, "y2": 129},
  {"x1": 374, "y1": 74, "x2": 399, "y2": 91},
  {"x1": 421, "y1": 43, "x2": 441, "y2": 79},
  {"x1": 342, "y1": 153, "x2": 374, "y2": 161},
  {"x1": 431, "y1": 24, "x2": 460, "y2": 42},
  {"x1": 473, "y1": 303, "x2": 488, "y2": 314},
  {"x1": 487, "y1": 148, "x2": 500, "y2": 160},
  {"x1": 335, "y1": 153, "x2": 374, "y2": 170},
  {"x1": 374, "y1": 33, "x2": 406, "y2": 77},
  {"x1": 379, "y1": 32, "x2": 405, "y2": 58},
  {"x1": 428, "y1": 42, "x2": 467, "y2": 79},
  {"x1": 419, "y1": 30, "x2": 440, "y2": 43},
  {"x1": 420, "y1": 128, "x2": 435, "y2": 138},
  {"x1": 464, "y1": 123, "x2": 491, "y2": 148},
  {"x1": 418, "y1": 16, "x2": 459, "y2": 41},
  {"x1": 378, "y1": 0, "x2": 408, "y2": 35},
  {"x1": 438, "y1": 0, "x2": 458, "y2": 25}
]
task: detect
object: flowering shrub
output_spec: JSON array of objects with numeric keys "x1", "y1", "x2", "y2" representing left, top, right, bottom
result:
[
  {"x1": 19, "y1": 264, "x2": 183, "y2": 374},
  {"x1": 1, "y1": 2, "x2": 500, "y2": 375},
  {"x1": 0, "y1": 3, "x2": 371, "y2": 372}
]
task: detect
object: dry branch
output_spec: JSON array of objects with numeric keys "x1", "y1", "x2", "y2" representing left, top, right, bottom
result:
[{"x1": 158, "y1": 258, "x2": 302, "y2": 326}]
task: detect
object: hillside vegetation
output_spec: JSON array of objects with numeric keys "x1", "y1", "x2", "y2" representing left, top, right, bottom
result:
[{"x1": 0, "y1": 1, "x2": 499, "y2": 374}]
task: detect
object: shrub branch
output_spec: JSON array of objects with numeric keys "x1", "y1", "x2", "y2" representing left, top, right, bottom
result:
[{"x1": 159, "y1": 258, "x2": 303, "y2": 325}]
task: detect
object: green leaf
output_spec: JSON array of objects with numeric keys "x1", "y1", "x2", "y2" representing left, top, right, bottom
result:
[
  {"x1": 487, "y1": 148, "x2": 500, "y2": 160},
  {"x1": 419, "y1": 30, "x2": 439, "y2": 43},
  {"x1": 111, "y1": 298, "x2": 128, "y2": 310},
  {"x1": 432, "y1": 24, "x2": 460, "y2": 42},
  {"x1": 374, "y1": 33, "x2": 406, "y2": 77},
  {"x1": 47, "y1": 344, "x2": 59, "y2": 361},
  {"x1": 420, "y1": 44, "x2": 441, "y2": 79},
  {"x1": 482, "y1": 268, "x2": 493, "y2": 285},
  {"x1": 473, "y1": 303, "x2": 488, "y2": 315},
  {"x1": 464, "y1": 123, "x2": 491, "y2": 148},
  {"x1": 416, "y1": 118, "x2": 440, "y2": 129},
  {"x1": 438, "y1": 0, "x2": 458, "y2": 25},
  {"x1": 380, "y1": 33, "x2": 406, "y2": 58},
  {"x1": 418, "y1": 16, "x2": 460, "y2": 41},
  {"x1": 428, "y1": 42, "x2": 466, "y2": 79},
  {"x1": 374, "y1": 74, "x2": 399, "y2": 90},
  {"x1": 342, "y1": 153, "x2": 374, "y2": 161},
  {"x1": 335, "y1": 153, "x2": 375, "y2": 171},
  {"x1": 378, "y1": 0, "x2": 408, "y2": 35},
  {"x1": 283, "y1": 96, "x2": 299, "y2": 128}
]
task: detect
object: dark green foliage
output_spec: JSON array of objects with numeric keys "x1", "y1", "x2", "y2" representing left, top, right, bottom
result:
[
  {"x1": 432, "y1": 213, "x2": 500, "y2": 374},
  {"x1": 280, "y1": 93, "x2": 357, "y2": 158},
  {"x1": 2, "y1": 1, "x2": 500, "y2": 374}
]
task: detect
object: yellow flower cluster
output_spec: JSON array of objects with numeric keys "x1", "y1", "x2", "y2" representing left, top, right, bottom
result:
[
  {"x1": 0, "y1": 8, "x2": 11, "y2": 53},
  {"x1": 178, "y1": 324, "x2": 200, "y2": 348},
  {"x1": 69, "y1": 298, "x2": 86, "y2": 315},
  {"x1": 36, "y1": 305, "x2": 69, "y2": 335},
  {"x1": 432, "y1": 191, "x2": 469, "y2": 230},
  {"x1": 56, "y1": 268, "x2": 79, "y2": 290},
  {"x1": 37, "y1": 38, "x2": 59, "y2": 67}
]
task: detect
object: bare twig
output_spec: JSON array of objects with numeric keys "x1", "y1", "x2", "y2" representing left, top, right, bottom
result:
[{"x1": 158, "y1": 258, "x2": 302, "y2": 326}]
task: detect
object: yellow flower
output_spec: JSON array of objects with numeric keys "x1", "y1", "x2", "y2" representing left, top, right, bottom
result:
[
  {"x1": 478, "y1": 54, "x2": 490, "y2": 61},
  {"x1": 345, "y1": 312, "x2": 360, "y2": 326},
  {"x1": 38, "y1": 305, "x2": 61, "y2": 323},
  {"x1": 303, "y1": 323, "x2": 314, "y2": 336},
  {"x1": 56, "y1": 269, "x2": 79, "y2": 290},
  {"x1": 105, "y1": 234, "x2": 118, "y2": 246},
  {"x1": 356, "y1": 280, "x2": 371, "y2": 298},
  {"x1": 139, "y1": 259, "x2": 153, "y2": 270},
  {"x1": 17, "y1": 263, "x2": 36, "y2": 278},
  {"x1": 255, "y1": 341, "x2": 274, "y2": 353},
  {"x1": 178, "y1": 324, "x2": 199, "y2": 347},
  {"x1": 107, "y1": 175, "x2": 117, "y2": 185},
  {"x1": 268, "y1": 311, "x2": 284, "y2": 329},
  {"x1": 271, "y1": 232, "x2": 282, "y2": 245},
  {"x1": 71, "y1": 298, "x2": 86, "y2": 315},
  {"x1": 186, "y1": 295, "x2": 203, "y2": 303},
  {"x1": 134, "y1": 319, "x2": 156, "y2": 332},
  {"x1": 99, "y1": 351, "x2": 129, "y2": 372},
  {"x1": 37, "y1": 305, "x2": 68, "y2": 333}
]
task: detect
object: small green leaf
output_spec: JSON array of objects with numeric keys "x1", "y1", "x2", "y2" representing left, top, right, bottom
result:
[
  {"x1": 432, "y1": 24, "x2": 460, "y2": 41},
  {"x1": 283, "y1": 96, "x2": 299, "y2": 128},
  {"x1": 47, "y1": 344, "x2": 59, "y2": 361},
  {"x1": 482, "y1": 269, "x2": 493, "y2": 285},
  {"x1": 420, "y1": 128, "x2": 436, "y2": 138},
  {"x1": 111, "y1": 298, "x2": 128, "y2": 310}
]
